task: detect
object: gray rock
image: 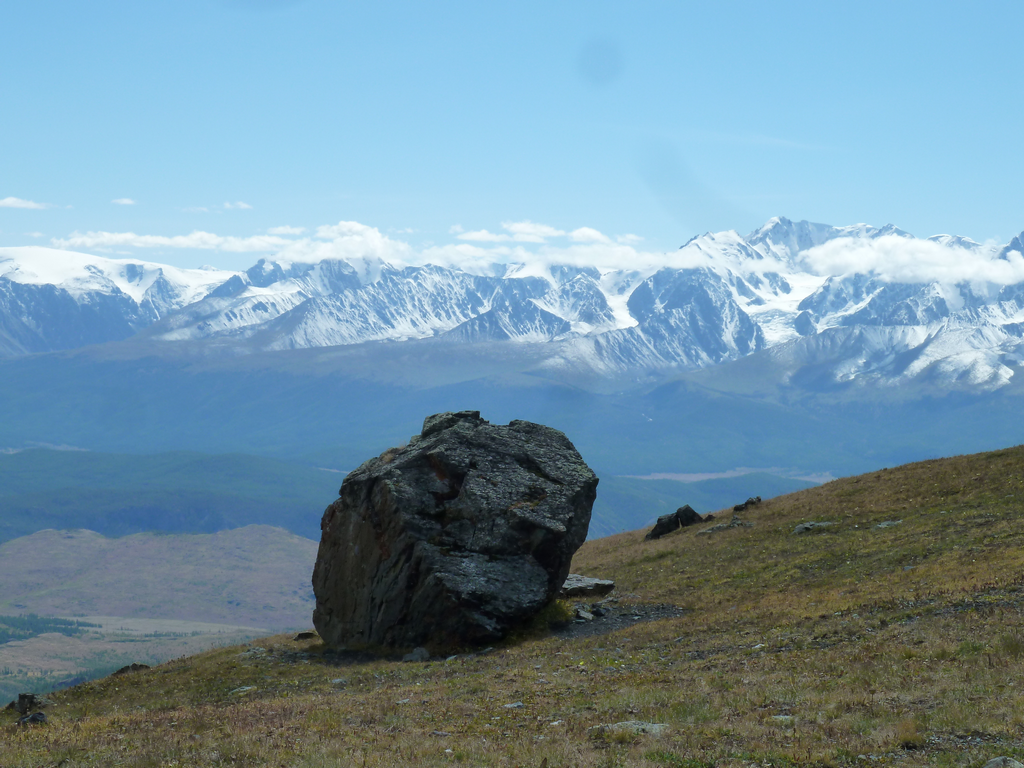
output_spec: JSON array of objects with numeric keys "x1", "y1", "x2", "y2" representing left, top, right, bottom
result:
[
  {"x1": 403, "y1": 647, "x2": 430, "y2": 663},
  {"x1": 793, "y1": 521, "x2": 835, "y2": 535},
  {"x1": 696, "y1": 514, "x2": 753, "y2": 536},
  {"x1": 982, "y1": 759, "x2": 1024, "y2": 768},
  {"x1": 875, "y1": 520, "x2": 903, "y2": 529},
  {"x1": 574, "y1": 607, "x2": 595, "y2": 621},
  {"x1": 312, "y1": 411, "x2": 598, "y2": 651},
  {"x1": 12, "y1": 693, "x2": 49, "y2": 715},
  {"x1": 645, "y1": 504, "x2": 704, "y2": 540},
  {"x1": 293, "y1": 631, "x2": 318, "y2": 641},
  {"x1": 17, "y1": 712, "x2": 47, "y2": 726},
  {"x1": 696, "y1": 522, "x2": 728, "y2": 536},
  {"x1": 589, "y1": 720, "x2": 668, "y2": 737},
  {"x1": 560, "y1": 573, "x2": 615, "y2": 598},
  {"x1": 112, "y1": 663, "x2": 150, "y2": 675},
  {"x1": 733, "y1": 496, "x2": 762, "y2": 512},
  {"x1": 645, "y1": 511, "x2": 681, "y2": 540}
]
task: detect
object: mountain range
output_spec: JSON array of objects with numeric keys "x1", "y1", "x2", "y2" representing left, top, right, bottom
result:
[{"x1": 5, "y1": 217, "x2": 1024, "y2": 393}]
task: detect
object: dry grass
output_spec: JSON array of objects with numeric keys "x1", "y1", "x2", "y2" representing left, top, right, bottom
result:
[{"x1": 5, "y1": 446, "x2": 1024, "y2": 766}]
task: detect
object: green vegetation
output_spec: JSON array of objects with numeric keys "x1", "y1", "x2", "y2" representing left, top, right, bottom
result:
[
  {"x1": 0, "y1": 449, "x2": 342, "y2": 543},
  {"x1": 0, "y1": 447, "x2": 816, "y2": 544},
  {"x1": 5, "y1": 444, "x2": 1024, "y2": 765},
  {"x1": 0, "y1": 615, "x2": 100, "y2": 645}
]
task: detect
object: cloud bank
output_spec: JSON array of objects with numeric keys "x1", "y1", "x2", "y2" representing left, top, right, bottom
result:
[
  {"x1": 801, "y1": 235, "x2": 1024, "y2": 286},
  {"x1": 52, "y1": 230, "x2": 292, "y2": 253},
  {"x1": 45, "y1": 219, "x2": 1024, "y2": 288}
]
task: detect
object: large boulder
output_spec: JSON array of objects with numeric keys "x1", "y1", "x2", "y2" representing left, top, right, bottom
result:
[{"x1": 312, "y1": 410, "x2": 598, "y2": 652}]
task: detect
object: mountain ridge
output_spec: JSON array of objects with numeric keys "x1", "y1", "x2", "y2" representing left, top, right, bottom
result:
[{"x1": 5, "y1": 217, "x2": 1024, "y2": 394}]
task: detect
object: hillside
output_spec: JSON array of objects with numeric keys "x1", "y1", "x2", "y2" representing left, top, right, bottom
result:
[
  {"x1": 6, "y1": 445, "x2": 1024, "y2": 766},
  {"x1": 0, "y1": 449, "x2": 342, "y2": 544},
  {"x1": 0, "y1": 525, "x2": 318, "y2": 704},
  {"x1": 0, "y1": 525, "x2": 318, "y2": 627}
]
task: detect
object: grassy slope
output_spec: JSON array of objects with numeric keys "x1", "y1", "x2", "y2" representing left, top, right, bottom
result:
[
  {"x1": 5, "y1": 446, "x2": 1024, "y2": 766},
  {"x1": 591, "y1": 473, "x2": 818, "y2": 538}
]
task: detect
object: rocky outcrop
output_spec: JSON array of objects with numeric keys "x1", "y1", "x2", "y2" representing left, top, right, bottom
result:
[
  {"x1": 696, "y1": 514, "x2": 754, "y2": 535},
  {"x1": 559, "y1": 574, "x2": 615, "y2": 598},
  {"x1": 312, "y1": 410, "x2": 598, "y2": 652},
  {"x1": 645, "y1": 504, "x2": 703, "y2": 540},
  {"x1": 733, "y1": 496, "x2": 762, "y2": 512}
]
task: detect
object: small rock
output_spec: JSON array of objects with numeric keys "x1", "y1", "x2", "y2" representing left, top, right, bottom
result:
[
  {"x1": 330, "y1": 678, "x2": 348, "y2": 687},
  {"x1": 11, "y1": 693, "x2": 52, "y2": 715},
  {"x1": 17, "y1": 712, "x2": 47, "y2": 726},
  {"x1": 293, "y1": 631, "x2": 318, "y2": 641},
  {"x1": 112, "y1": 663, "x2": 151, "y2": 676},
  {"x1": 560, "y1": 574, "x2": 615, "y2": 598},
  {"x1": 228, "y1": 686, "x2": 256, "y2": 695},
  {"x1": 983, "y1": 759, "x2": 1024, "y2": 768},
  {"x1": 645, "y1": 511, "x2": 681, "y2": 540},
  {"x1": 793, "y1": 521, "x2": 834, "y2": 535},
  {"x1": 504, "y1": 701, "x2": 525, "y2": 709},
  {"x1": 875, "y1": 520, "x2": 903, "y2": 529},
  {"x1": 430, "y1": 730, "x2": 452, "y2": 737},
  {"x1": 733, "y1": 496, "x2": 762, "y2": 512},
  {"x1": 696, "y1": 522, "x2": 729, "y2": 535},
  {"x1": 402, "y1": 646, "x2": 430, "y2": 663},
  {"x1": 396, "y1": 698, "x2": 411, "y2": 705},
  {"x1": 645, "y1": 504, "x2": 704, "y2": 540},
  {"x1": 589, "y1": 720, "x2": 668, "y2": 737},
  {"x1": 772, "y1": 715, "x2": 795, "y2": 725},
  {"x1": 575, "y1": 607, "x2": 595, "y2": 621}
]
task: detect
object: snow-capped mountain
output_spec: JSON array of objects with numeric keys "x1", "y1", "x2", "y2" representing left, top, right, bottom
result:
[
  {"x1": 0, "y1": 247, "x2": 236, "y2": 356},
  {"x1": 4, "y1": 217, "x2": 1024, "y2": 393}
]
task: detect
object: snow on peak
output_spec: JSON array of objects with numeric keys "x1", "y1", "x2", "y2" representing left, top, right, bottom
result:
[{"x1": 0, "y1": 246, "x2": 237, "y2": 305}]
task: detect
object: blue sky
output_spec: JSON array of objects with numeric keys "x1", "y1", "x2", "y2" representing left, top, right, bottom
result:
[{"x1": 2, "y1": 1, "x2": 1023, "y2": 269}]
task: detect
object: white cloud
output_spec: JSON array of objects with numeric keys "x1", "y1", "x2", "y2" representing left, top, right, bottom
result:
[
  {"x1": 51, "y1": 230, "x2": 291, "y2": 253},
  {"x1": 112, "y1": 198, "x2": 136, "y2": 206},
  {"x1": 0, "y1": 196, "x2": 48, "y2": 210},
  {"x1": 267, "y1": 225, "x2": 306, "y2": 235},
  {"x1": 183, "y1": 206, "x2": 209, "y2": 213},
  {"x1": 502, "y1": 220, "x2": 565, "y2": 242},
  {"x1": 801, "y1": 235, "x2": 1024, "y2": 286},
  {"x1": 24, "y1": 232, "x2": 44, "y2": 238},
  {"x1": 448, "y1": 224, "x2": 464, "y2": 234},
  {"x1": 569, "y1": 227, "x2": 611, "y2": 243},
  {"x1": 616, "y1": 233, "x2": 643, "y2": 244},
  {"x1": 224, "y1": 201, "x2": 253, "y2": 210}
]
